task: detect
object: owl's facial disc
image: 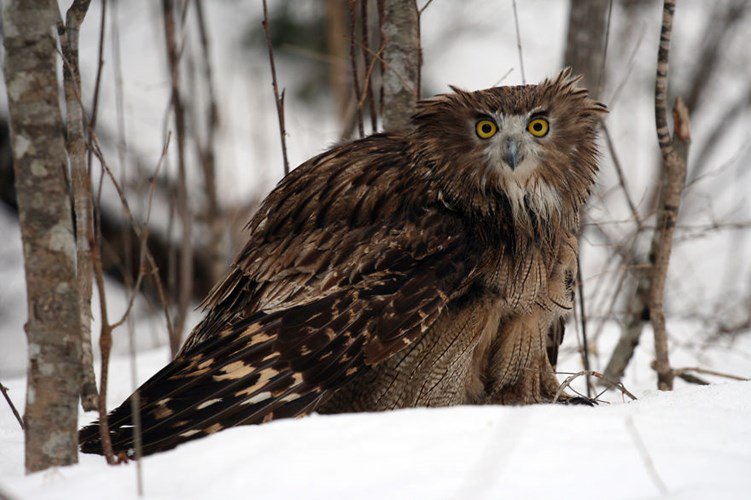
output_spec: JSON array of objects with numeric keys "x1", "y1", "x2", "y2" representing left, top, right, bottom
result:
[{"x1": 477, "y1": 113, "x2": 547, "y2": 180}]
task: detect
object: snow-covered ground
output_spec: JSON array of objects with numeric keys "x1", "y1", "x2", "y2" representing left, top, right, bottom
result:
[{"x1": 1, "y1": 347, "x2": 750, "y2": 500}]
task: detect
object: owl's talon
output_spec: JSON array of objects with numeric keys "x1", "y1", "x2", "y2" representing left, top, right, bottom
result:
[{"x1": 557, "y1": 395, "x2": 598, "y2": 406}]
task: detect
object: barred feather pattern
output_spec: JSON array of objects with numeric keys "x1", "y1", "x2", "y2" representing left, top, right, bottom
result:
[{"x1": 80, "y1": 69, "x2": 604, "y2": 456}]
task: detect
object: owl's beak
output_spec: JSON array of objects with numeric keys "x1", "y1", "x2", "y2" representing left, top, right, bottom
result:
[{"x1": 502, "y1": 138, "x2": 523, "y2": 170}]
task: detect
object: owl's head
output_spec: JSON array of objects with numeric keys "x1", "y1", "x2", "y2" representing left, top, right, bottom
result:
[{"x1": 410, "y1": 68, "x2": 606, "y2": 234}]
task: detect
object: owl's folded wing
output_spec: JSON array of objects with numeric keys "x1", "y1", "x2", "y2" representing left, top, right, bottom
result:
[{"x1": 79, "y1": 208, "x2": 479, "y2": 456}]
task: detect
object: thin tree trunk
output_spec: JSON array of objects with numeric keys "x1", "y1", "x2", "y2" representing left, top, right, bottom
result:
[
  {"x1": 381, "y1": 0, "x2": 419, "y2": 132},
  {"x1": 162, "y1": 0, "x2": 192, "y2": 356},
  {"x1": 194, "y1": 0, "x2": 224, "y2": 287},
  {"x1": 2, "y1": 0, "x2": 82, "y2": 473},
  {"x1": 326, "y1": 0, "x2": 351, "y2": 121},
  {"x1": 650, "y1": 0, "x2": 688, "y2": 391},
  {"x1": 603, "y1": 0, "x2": 689, "y2": 390},
  {"x1": 58, "y1": 0, "x2": 99, "y2": 412}
]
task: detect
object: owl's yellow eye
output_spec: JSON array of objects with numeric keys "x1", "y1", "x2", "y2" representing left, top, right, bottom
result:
[
  {"x1": 527, "y1": 118, "x2": 549, "y2": 137},
  {"x1": 475, "y1": 119, "x2": 497, "y2": 139}
]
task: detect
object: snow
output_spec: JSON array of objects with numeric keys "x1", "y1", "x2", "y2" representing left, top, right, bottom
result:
[{"x1": 1, "y1": 347, "x2": 750, "y2": 499}]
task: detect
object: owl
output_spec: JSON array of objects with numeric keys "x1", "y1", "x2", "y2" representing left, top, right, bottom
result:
[{"x1": 80, "y1": 68, "x2": 605, "y2": 456}]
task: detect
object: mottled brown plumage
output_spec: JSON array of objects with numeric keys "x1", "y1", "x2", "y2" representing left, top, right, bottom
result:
[{"x1": 80, "y1": 69, "x2": 605, "y2": 456}]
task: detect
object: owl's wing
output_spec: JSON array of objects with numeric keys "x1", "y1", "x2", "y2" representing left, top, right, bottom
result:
[{"x1": 80, "y1": 137, "x2": 481, "y2": 456}]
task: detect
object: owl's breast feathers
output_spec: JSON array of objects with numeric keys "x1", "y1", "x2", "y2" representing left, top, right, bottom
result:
[{"x1": 80, "y1": 134, "x2": 499, "y2": 456}]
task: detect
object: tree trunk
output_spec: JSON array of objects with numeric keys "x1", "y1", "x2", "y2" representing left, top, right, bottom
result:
[
  {"x1": 563, "y1": 0, "x2": 609, "y2": 96},
  {"x1": 381, "y1": 0, "x2": 419, "y2": 131},
  {"x1": 2, "y1": 0, "x2": 82, "y2": 473}
]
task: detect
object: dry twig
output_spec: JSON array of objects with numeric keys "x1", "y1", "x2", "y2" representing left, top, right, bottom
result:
[
  {"x1": 261, "y1": 0, "x2": 290, "y2": 175},
  {"x1": 672, "y1": 366, "x2": 749, "y2": 382},
  {"x1": 0, "y1": 382, "x2": 23, "y2": 430}
]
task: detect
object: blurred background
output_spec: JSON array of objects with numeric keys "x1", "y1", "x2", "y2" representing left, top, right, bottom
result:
[{"x1": 1, "y1": 0, "x2": 749, "y2": 397}]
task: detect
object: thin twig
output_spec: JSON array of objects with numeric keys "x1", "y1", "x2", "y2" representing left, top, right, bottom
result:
[
  {"x1": 261, "y1": 0, "x2": 290, "y2": 175},
  {"x1": 86, "y1": 0, "x2": 107, "y2": 171},
  {"x1": 575, "y1": 256, "x2": 593, "y2": 398},
  {"x1": 601, "y1": 121, "x2": 641, "y2": 228},
  {"x1": 348, "y1": 0, "x2": 365, "y2": 138},
  {"x1": 91, "y1": 208, "x2": 116, "y2": 464},
  {"x1": 418, "y1": 0, "x2": 435, "y2": 14},
  {"x1": 595, "y1": 0, "x2": 614, "y2": 98},
  {"x1": 672, "y1": 366, "x2": 749, "y2": 382},
  {"x1": 0, "y1": 382, "x2": 23, "y2": 430},
  {"x1": 87, "y1": 131, "x2": 176, "y2": 343},
  {"x1": 511, "y1": 0, "x2": 525, "y2": 84},
  {"x1": 554, "y1": 370, "x2": 638, "y2": 403},
  {"x1": 377, "y1": 0, "x2": 385, "y2": 118}
]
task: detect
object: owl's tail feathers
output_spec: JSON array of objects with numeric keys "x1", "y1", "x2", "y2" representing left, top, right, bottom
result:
[{"x1": 78, "y1": 310, "x2": 342, "y2": 457}]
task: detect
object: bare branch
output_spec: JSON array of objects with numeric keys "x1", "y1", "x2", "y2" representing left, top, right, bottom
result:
[
  {"x1": 261, "y1": 0, "x2": 290, "y2": 175},
  {"x1": 672, "y1": 366, "x2": 749, "y2": 382},
  {"x1": 601, "y1": 121, "x2": 641, "y2": 228}
]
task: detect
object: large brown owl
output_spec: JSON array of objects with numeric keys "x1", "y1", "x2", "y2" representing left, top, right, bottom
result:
[{"x1": 80, "y1": 69, "x2": 605, "y2": 456}]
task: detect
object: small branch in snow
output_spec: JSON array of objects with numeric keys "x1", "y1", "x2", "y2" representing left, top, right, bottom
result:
[
  {"x1": 0, "y1": 382, "x2": 23, "y2": 430},
  {"x1": 554, "y1": 370, "x2": 637, "y2": 403},
  {"x1": 670, "y1": 365, "x2": 749, "y2": 382}
]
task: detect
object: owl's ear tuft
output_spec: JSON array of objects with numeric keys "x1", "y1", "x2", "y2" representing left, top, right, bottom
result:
[
  {"x1": 448, "y1": 84, "x2": 468, "y2": 95},
  {"x1": 552, "y1": 67, "x2": 584, "y2": 91}
]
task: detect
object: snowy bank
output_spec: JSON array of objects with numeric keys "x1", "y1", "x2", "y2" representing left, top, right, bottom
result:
[{"x1": 1, "y1": 356, "x2": 749, "y2": 500}]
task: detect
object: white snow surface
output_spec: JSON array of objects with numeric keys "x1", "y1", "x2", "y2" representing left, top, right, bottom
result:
[{"x1": 1, "y1": 349, "x2": 750, "y2": 500}]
